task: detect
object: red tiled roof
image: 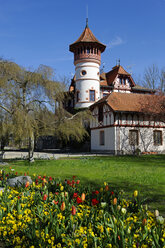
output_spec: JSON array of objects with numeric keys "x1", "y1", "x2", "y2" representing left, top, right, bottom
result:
[
  {"x1": 90, "y1": 92, "x2": 164, "y2": 115},
  {"x1": 70, "y1": 26, "x2": 106, "y2": 52}
]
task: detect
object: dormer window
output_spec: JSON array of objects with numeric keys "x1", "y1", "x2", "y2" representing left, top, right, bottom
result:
[{"x1": 119, "y1": 78, "x2": 127, "y2": 85}]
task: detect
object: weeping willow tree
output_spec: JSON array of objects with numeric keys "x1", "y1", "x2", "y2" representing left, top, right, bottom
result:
[
  {"x1": 0, "y1": 59, "x2": 61, "y2": 162},
  {"x1": 0, "y1": 59, "x2": 92, "y2": 162}
]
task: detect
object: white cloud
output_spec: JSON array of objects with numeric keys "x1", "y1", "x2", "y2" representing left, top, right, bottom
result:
[{"x1": 106, "y1": 36, "x2": 125, "y2": 49}]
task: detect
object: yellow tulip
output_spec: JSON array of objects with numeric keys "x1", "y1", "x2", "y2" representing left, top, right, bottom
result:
[{"x1": 134, "y1": 190, "x2": 138, "y2": 197}]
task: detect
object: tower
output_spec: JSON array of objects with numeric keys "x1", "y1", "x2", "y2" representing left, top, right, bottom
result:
[{"x1": 69, "y1": 20, "x2": 106, "y2": 108}]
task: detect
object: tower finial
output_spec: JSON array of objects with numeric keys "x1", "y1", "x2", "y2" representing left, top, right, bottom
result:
[
  {"x1": 86, "y1": 5, "x2": 88, "y2": 27},
  {"x1": 116, "y1": 59, "x2": 120, "y2": 66},
  {"x1": 86, "y1": 17, "x2": 88, "y2": 27}
]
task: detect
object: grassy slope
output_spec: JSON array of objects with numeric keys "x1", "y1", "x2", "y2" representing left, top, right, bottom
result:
[{"x1": 1, "y1": 155, "x2": 165, "y2": 214}]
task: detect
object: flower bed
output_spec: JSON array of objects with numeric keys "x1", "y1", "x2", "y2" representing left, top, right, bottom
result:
[{"x1": 0, "y1": 169, "x2": 164, "y2": 248}]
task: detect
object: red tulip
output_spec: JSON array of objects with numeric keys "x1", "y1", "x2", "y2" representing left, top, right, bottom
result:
[
  {"x1": 61, "y1": 202, "x2": 65, "y2": 211},
  {"x1": 52, "y1": 200, "x2": 58, "y2": 205},
  {"x1": 105, "y1": 185, "x2": 109, "y2": 191},
  {"x1": 142, "y1": 218, "x2": 147, "y2": 226},
  {"x1": 94, "y1": 190, "x2": 99, "y2": 195},
  {"x1": 49, "y1": 176, "x2": 53, "y2": 181},
  {"x1": 113, "y1": 198, "x2": 117, "y2": 205},
  {"x1": 43, "y1": 194, "x2": 48, "y2": 201},
  {"x1": 73, "y1": 193, "x2": 78, "y2": 198},
  {"x1": 76, "y1": 197, "x2": 82, "y2": 204},
  {"x1": 92, "y1": 198, "x2": 99, "y2": 206},
  {"x1": 72, "y1": 205, "x2": 76, "y2": 215},
  {"x1": 25, "y1": 181, "x2": 30, "y2": 188}
]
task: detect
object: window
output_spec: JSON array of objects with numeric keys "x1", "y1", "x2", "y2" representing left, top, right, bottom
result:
[
  {"x1": 119, "y1": 78, "x2": 122, "y2": 84},
  {"x1": 81, "y1": 70, "x2": 87, "y2": 76},
  {"x1": 87, "y1": 47, "x2": 90, "y2": 54},
  {"x1": 103, "y1": 93, "x2": 108, "y2": 97},
  {"x1": 89, "y1": 90, "x2": 95, "y2": 102},
  {"x1": 153, "y1": 131, "x2": 162, "y2": 145},
  {"x1": 76, "y1": 91, "x2": 80, "y2": 102},
  {"x1": 129, "y1": 130, "x2": 138, "y2": 146},
  {"x1": 98, "y1": 105, "x2": 103, "y2": 122},
  {"x1": 100, "y1": 130, "x2": 105, "y2": 145},
  {"x1": 123, "y1": 78, "x2": 126, "y2": 85}
]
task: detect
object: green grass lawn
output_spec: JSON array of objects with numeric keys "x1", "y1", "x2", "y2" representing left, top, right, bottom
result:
[{"x1": 1, "y1": 154, "x2": 165, "y2": 214}]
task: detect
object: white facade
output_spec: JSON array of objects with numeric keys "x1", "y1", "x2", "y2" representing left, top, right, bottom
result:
[
  {"x1": 91, "y1": 127, "x2": 115, "y2": 151},
  {"x1": 117, "y1": 126, "x2": 165, "y2": 154},
  {"x1": 75, "y1": 61, "x2": 100, "y2": 108}
]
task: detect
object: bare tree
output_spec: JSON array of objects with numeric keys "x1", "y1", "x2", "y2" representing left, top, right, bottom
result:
[
  {"x1": 142, "y1": 64, "x2": 160, "y2": 90},
  {"x1": 142, "y1": 64, "x2": 165, "y2": 93},
  {"x1": 159, "y1": 68, "x2": 165, "y2": 94}
]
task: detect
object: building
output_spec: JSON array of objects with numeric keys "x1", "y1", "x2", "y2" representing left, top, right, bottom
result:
[
  {"x1": 90, "y1": 93, "x2": 165, "y2": 154},
  {"x1": 67, "y1": 21, "x2": 165, "y2": 154}
]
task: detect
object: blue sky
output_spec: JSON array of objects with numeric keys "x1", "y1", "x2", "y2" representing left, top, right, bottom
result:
[{"x1": 0, "y1": 0, "x2": 165, "y2": 82}]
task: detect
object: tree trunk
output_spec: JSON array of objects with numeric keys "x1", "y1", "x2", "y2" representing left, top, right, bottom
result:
[
  {"x1": 28, "y1": 132, "x2": 34, "y2": 163},
  {"x1": 0, "y1": 151, "x2": 5, "y2": 163},
  {"x1": 0, "y1": 139, "x2": 5, "y2": 163}
]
